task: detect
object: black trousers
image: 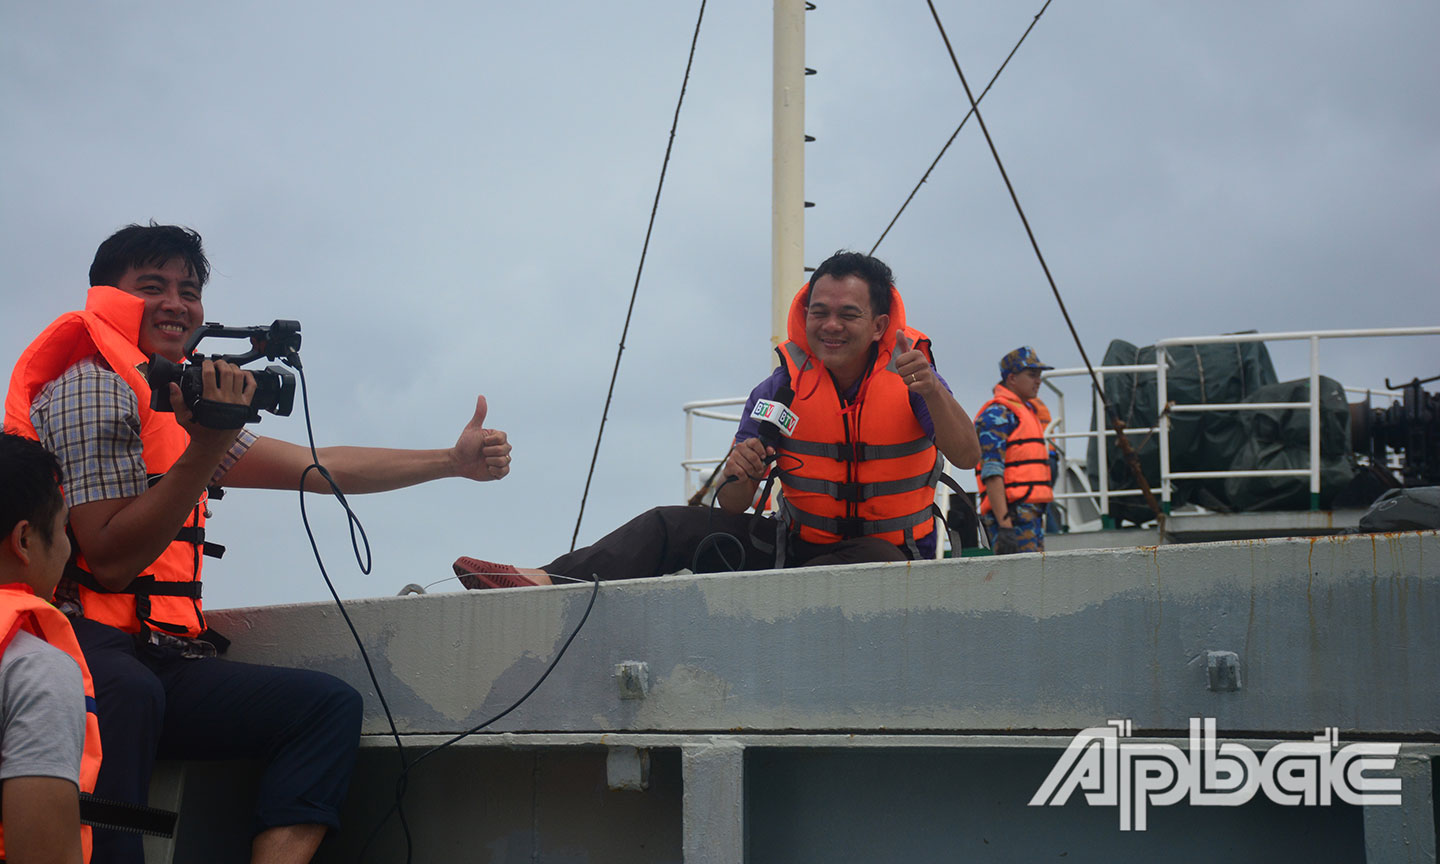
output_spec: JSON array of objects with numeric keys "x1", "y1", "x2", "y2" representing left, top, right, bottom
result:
[
  {"x1": 71, "y1": 617, "x2": 362, "y2": 863},
  {"x1": 541, "y1": 505, "x2": 909, "y2": 582}
]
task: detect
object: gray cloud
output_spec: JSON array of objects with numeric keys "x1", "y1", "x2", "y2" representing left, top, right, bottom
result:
[{"x1": 3, "y1": 0, "x2": 1436, "y2": 609}]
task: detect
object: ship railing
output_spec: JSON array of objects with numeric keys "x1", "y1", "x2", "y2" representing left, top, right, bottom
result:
[
  {"x1": 1152, "y1": 327, "x2": 1440, "y2": 512},
  {"x1": 1042, "y1": 327, "x2": 1439, "y2": 525},
  {"x1": 1038, "y1": 364, "x2": 1162, "y2": 530},
  {"x1": 681, "y1": 398, "x2": 747, "y2": 502},
  {"x1": 681, "y1": 327, "x2": 1438, "y2": 542}
]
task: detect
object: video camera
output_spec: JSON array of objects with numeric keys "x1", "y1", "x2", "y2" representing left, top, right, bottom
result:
[{"x1": 147, "y1": 320, "x2": 302, "y2": 428}]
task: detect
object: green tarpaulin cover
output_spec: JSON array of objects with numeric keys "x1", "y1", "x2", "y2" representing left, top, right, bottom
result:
[{"x1": 1086, "y1": 338, "x2": 1359, "y2": 522}]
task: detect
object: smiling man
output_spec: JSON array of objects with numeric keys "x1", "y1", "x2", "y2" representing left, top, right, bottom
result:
[
  {"x1": 454, "y1": 250, "x2": 979, "y2": 589},
  {"x1": 3, "y1": 223, "x2": 516, "y2": 864}
]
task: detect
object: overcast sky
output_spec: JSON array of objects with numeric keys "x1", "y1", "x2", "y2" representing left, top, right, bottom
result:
[{"x1": 3, "y1": 1, "x2": 1437, "y2": 610}]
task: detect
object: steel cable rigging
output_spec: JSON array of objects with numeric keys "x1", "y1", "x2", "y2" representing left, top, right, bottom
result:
[
  {"x1": 922, "y1": 0, "x2": 1164, "y2": 524},
  {"x1": 870, "y1": 0, "x2": 1053, "y2": 256},
  {"x1": 569, "y1": 0, "x2": 709, "y2": 551}
]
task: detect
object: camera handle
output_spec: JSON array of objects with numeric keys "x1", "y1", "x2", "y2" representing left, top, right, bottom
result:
[
  {"x1": 181, "y1": 320, "x2": 302, "y2": 368},
  {"x1": 147, "y1": 320, "x2": 302, "y2": 422}
]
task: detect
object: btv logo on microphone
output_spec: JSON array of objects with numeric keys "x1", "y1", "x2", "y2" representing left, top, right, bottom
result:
[{"x1": 751, "y1": 399, "x2": 798, "y2": 436}]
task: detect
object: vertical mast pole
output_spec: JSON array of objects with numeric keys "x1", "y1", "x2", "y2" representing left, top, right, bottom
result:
[{"x1": 772, "y1": 0, "x2": 806, "y2": 356}]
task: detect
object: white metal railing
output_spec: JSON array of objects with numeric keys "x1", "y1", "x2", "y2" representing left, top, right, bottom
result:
[
  {"x1": 1152, "y1": 327, "x2": 1440, "y2": 511},
  {"x1": 681, "y1": 326, "x2": 1439, "y2": 537},
  {"x1": 1042, "y1": 327, "x2": 1438, "y2": 522},
  {"x1": 1041, "y1": 364, "x2": 1161, "y2": 522},
  {"x1": 682, "y1": 398, "x2": 746, "y2": 501}
]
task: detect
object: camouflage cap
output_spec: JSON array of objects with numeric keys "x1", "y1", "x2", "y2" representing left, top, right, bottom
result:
[{"x1": 999, "y1": 346, "x2": 1053, "y2": 379}]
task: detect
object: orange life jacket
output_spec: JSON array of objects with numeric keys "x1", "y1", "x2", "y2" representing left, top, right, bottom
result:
[
  {"x1": 975, "y1": 383, "x2": 1054, "y2": 514},
  {"x1": 1030, "y1": 395, "x2": 1060, "y2": 459},
  {"x1": 0, "y1": 582, "x2": 102, "y2": 863},
  {"x1": 771, "y1": 283, "x2": 942, "y2": 554},
  {"x1": 4, "y1": 287, "x2": 213, "y2": 638}
]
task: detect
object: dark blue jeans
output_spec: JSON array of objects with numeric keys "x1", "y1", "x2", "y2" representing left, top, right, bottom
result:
[{"x1": 71, "y1": 617, "x2": 362, "y2": 863}]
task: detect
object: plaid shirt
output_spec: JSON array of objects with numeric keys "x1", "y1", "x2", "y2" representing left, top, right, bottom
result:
[
  {"x1": 30, "y1": 355, "x2": 255, "y2": 612},
  {"x1": 30, "y1": 355, "x2": 255, "y2": 505}
]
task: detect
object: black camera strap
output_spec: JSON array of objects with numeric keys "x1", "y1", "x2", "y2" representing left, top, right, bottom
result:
[
  {"x1": 191, "y1": 398, "x2": 250, "y2": 429},
  {"x1": 78, "y1": 793, "x2": 179, "y2": 838},
  {"x1": 0, "y1": 790, "x2": 177, "y2": 839}
]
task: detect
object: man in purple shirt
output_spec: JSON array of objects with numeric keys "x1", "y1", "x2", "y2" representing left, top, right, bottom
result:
[
  {"x1": 456, "y1": 251, "x2": 980, "y2": 589},
  {"x1": 726, "y1": 360, "x2": 955, "y2": 559}
]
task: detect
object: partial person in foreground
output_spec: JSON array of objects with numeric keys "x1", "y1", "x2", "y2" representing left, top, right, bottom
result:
[
  {"x1": 455, "y1": 250, "x2": 980, "y2": 588},
  {"x1": 4, "y1": 223, "x2": 515, "y2": 864},
  {"x1": 974, "y1": 346, "x2": 1055, "y2": 554},
  {"x1": 0, "y1": 432, "x2": 101, "y2": 864}
]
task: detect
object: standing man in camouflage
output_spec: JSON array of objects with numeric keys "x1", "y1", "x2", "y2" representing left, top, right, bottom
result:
[{"x1": 973, "y1": 347, "x2": 1055, "y2": 554}]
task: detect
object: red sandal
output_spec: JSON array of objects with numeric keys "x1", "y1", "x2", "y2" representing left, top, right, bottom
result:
[{"x1": 452, "y1": 556, "x2": 546, "y2": 590}]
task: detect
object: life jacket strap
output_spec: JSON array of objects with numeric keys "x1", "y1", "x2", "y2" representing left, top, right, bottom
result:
[
  {"x1": 981, "y1": 480, "x2": 1045, "y2": 507},
  {"x1": 901, "y1": 524, "x2": 920, "y2": 560},
  {"x1": 174, "y1": 526, "x2": 225, "y2": 559},
  {"x1": 63, "y1": 563, "x2": 202, "y2": 599},
  {"x1": 780, "y1": 435, "x2": 932, "y2": 462},
  {"x1": 779, "y1": 470, "x2": 933, "y2": 503},
  {"x1": 782, "y1": 501, "x2": 934, "y2": 539}
]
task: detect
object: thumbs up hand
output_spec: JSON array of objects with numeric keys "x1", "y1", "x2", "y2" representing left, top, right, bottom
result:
[
  {"x1": 893, "y1": 331, "x2": 935, "y2": 396},
  {"x1": 452, "y1": 395, "x2": 513, "y2": 481}
]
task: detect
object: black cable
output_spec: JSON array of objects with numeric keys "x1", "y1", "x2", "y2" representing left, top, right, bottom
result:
[
  {"x1": 570, "y1": 0, "x2": 708, "y2": 552},
  {"x1": 870, "y1": 0, "x2": 1053, "y2": 255},
  {"x1": 290, "y1": 362, "x2": 415, "y2": 861},
  {"x1": 924, "y1": 0, "x2": 1114, "y2": 411},
  {"x1": 924, "y1": 1, "x2": 1161, "y2": 523},
  {"x1": 689, "y1": 450, "x2": 804, "y2": 574},
  {"x1": 358, "y1": 573, "x2": 601, "y2": 857},
  {"x1": 692, "y1": 473, "x2": 748, "y2": 573},
  {"x1": 289, "y1": 356, "x2": 602, "y2": 861},
  {"x1": 924, "y1": 0, "x2": 1103, "y2": 388}
]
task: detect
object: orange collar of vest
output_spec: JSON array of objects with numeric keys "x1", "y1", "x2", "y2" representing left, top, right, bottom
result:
[
  {"x1": 83, "y1": 285, "x2": 147, "y2": 346},
  {"x1": 992, "y1": 382, "x2": 1036, "y2": 413},
  {"x1": 0, "y1": 582, "x2": 39, "y2": 600}
]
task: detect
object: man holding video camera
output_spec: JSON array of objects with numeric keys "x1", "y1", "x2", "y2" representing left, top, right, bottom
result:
[{"x1": 3, "y1": 223, "x2": 515, "y2": 864}]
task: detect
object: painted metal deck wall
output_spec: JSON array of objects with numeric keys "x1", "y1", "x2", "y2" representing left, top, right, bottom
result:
[
  {"x1": 159, "y1": 530, "x2": 1437, "y2": 862},
  {"x1": 213, "y1": 530, "x2": 1438, "y2": 737}
]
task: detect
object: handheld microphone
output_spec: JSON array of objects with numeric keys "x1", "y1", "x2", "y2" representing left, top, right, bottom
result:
[
  {"x1": 754, "y1": 384, "x2": 797, "y2": 456},
  {"x1": 724, "y1": 385, "x2": 797, "y2": 484}
]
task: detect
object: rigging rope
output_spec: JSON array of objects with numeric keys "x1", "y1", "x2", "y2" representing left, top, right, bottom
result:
[
  {"x1": 923, "y1": 0, "x2": 1164, "y2": 525},
  {"x1": 871, "y1": 0, "x2": 1053, "y2": 256},
  {"x1": 569, "y1": 0, "x2": 709, "y2": 551}
]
